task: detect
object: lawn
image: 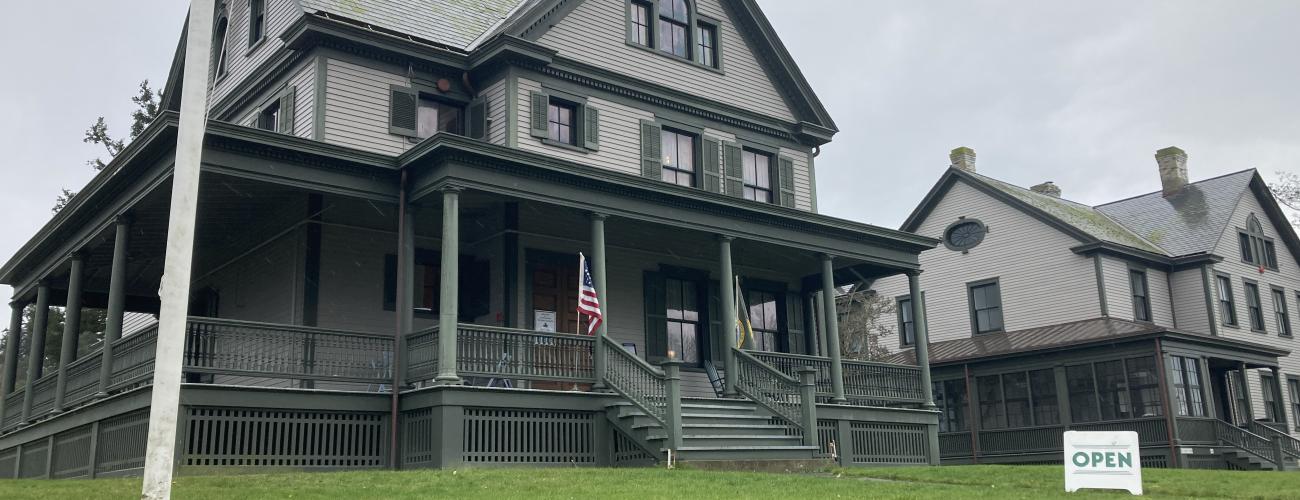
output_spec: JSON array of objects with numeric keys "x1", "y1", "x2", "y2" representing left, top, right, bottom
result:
[{"x1": 1, "y1": 465, "x2": 1298, "y2": 499}]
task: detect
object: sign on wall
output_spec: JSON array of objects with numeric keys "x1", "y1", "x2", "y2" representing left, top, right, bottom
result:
[
  {"x1": 534, "y1": 310, "x2": 556, "y2": 333},
  {"x1": 1064, "y1": 430, "x2": 1142, "y2": 495}
]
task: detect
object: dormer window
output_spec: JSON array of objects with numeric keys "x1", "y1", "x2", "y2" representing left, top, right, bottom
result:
[
  {"x1": 658, "y1": 0, "x2": 690, "y2": 58},
  {"x1": 1239, "y1": 214, "x2": 1278, "y2": 270},
  {"x1": 249, "y1": 0, "x2": 266, "y2": 46},
  {"x1": 625, "y1": 0, "x2": 720, "y2": 70}
]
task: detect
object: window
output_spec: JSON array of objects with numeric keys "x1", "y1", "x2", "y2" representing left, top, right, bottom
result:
[
  {"x1": 1275, "y1": 288, "x2": 1292, "y2": 337},
  {"x1": 1289, "y1": 378, "x2": 1300, "y2": 430},
  {"x1": 665, "y1": 278, "x2": 701, "y2": 364},
  {"x1": 1169, "y1": 356, "x2": 1206, "y2": 417},
  {"x1": 897, "y1": 297, "x2": 915, "y2": 347},
  {"x1": 658, "y1": 0, "x2": 690, "y2": 58},
  {"x1": 1245, "y1": 281, "x2": 1265, "y2": 332},
  {"x1": 1264, "y1": 240, "x2": 1279, "y2": 270},
  {"x1": 1241, "y1": 214, "x2": 1278, "y2": 270},
  {"x1": 977, "y1": 375, "x2": 1005, "y2": 429},
  {"x1": 1231, "y1": 371, "x2": 1250, "y2": 424},
  {"x1": 943, "y1": 219, "x2": 987, "y2": 251},
  {"x1": 256, "y1": 100, "x2": 280, "y2": 131},
  {"x1": 660, "y1": 128, "x2": 696, "y2": 187},
  {"x1": 1002, "y1": 372, "x2": 1031, "y2": 428},
  {"x1": 968, "y1": 279, "x2": 1003, "y2": 334},
  {"x1": 1130, "y1": 269, "x2": 1151, "y2": 322},
  {"x1": 1217, "y1": 275, "x2": 1237, "y2": 326},
  {"x1": 547, "y1": 101, "x2": 577, "y2": 145},
  {"x1": 933, "y1": 379, "x2": 968, "y2": 432},
  {"x1": 1067, "y1": 364, "x2": 1099, "y2": 422},
  {"x1": 213, "y1": 16, "x2": 230, "y2": 79},
  {"x1": 1239, "y1": 232, "x2": 1255, "y2": 264},
  {"x1": 975, "y1": 370, "x2": 1059, "y2": 430},
  {"x1": 417, "y1": 98, "x2": 463, "y2": 138},
  {"x1": 1030, "y1": 369, "x2": 1060, "y2": 426},
  {"x1": 741, "y1": 149, "x2": 772, "y2": 203},
  {"x1": 1126, "y1": 356, "x2": 1163, "y2": 418},
  {"x1": 696, "y1": 22, "x2": 718, "y2": 68},
  {"x1": 747, "y1": 290, "x2": 780, "y2": 352},
  {"x1": 249, "y1": 0, "x2": 266, "y2": 45},
  {"x1": 629, "y1": 1, "x2": 652, "y2": 46},
  {"x1": 1095, "y1": 360, "x2": 1130, "y2": 421},
  {"x1": 1262, "y1": 373, "x2": 1283, "y2": 422},
  {"x1": 1066, "y1": 357, "x2": 1162, "y2": 423}
]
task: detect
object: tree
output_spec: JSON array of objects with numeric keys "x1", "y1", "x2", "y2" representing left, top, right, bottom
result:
[
  {"x1": 835, "y1": 289, "x2": 897, "y2": 362},
  {"x1": 1270, "y1": 171, "x2": 1300, "y2": 229},
  {"x1": 53, "y1": 80, "x2": 162, "y2": 213},
  {"x1": 0, "y1": 305, "x2": 108, "y2": 388}
]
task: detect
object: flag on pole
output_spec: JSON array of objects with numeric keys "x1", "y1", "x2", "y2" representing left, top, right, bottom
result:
[
  {"x1": 577, "y1": 253, "x2": 603, "y2": 336},
  {"x1": 734, "y1": 277, "x2": 754, "y2": 348}
]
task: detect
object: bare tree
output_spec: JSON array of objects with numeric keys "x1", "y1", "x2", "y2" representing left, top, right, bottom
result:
[
  {"x1": 836, "y1": 289, "x2": 897, "y2": 362},
  {"x1": 1271, "y1": 171, "x2": 1300, "y2": 229}
]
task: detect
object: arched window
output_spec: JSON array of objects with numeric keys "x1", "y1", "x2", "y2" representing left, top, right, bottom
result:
[
  {"x1": 658, "y1": 0, "x2": 690, "y2": 58},
  {"x1": 213, "y1": 14, "x2": 230, "y2": 80},
  {"x1": 1239, "y1": 213, "x2": 1278, "y2": 270}
]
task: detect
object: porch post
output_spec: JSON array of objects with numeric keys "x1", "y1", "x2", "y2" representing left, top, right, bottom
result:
[
  {"x1": 54, "y1": 253, "x2": 85, "y2": 412},
  {"x1": 718, "y1": 235, "x2": 738, "y2": 398},
  {"x1": 97, "y1": 215, "x2": 131, "y2": 397},
  {"x1": 435, "y1": 186, "x2": 462, "y2": 384},
  {"x1": 397, "y1": 202, "x2": 414, "y2": 389},
  {"x1": 2, "y1": 301, "x2": 22, "y2": 395},
  {"x1": 1271, "y1": 366, "x2": 1287, "y2": 426},
  {"x1": 1238, "y1": 361, "x2": 1254, "y2": 423},
  {"x1": 819, "y1": 254, "x2": 846, "y2": 404},
  {"x1": 590, "y1": 213, "x2": 608, "y2": 390},
  {"x1": 907, "y1": 271, "x2": 936, "y2": 409},
  {"x1": 22, "y1": 282, "x2": 51, "y2": 421}
]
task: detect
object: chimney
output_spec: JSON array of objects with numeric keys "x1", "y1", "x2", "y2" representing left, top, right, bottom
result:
[
  {"x1": 1030, "y1": 181, "x2": 1061, "y2": 198},
  {"x1": 950, "y1": 147, "x2": 976, "y2": 172},
  {"x1": 1156, "y1": 146, "x2": 1188, "y2": 196}
]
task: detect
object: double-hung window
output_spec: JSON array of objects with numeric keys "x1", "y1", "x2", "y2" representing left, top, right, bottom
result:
[
  {"x1": 249, "y1": 0, "x2": 266, "y2": 45},
  {"x1": 741, "y1": 149, "x2": 773, "y2": 203},
  {"x1": 1217, "y1": 275, "x2": 1237, "y2": 326},
  {"x1": 665, "y1": 277, "x2": 701, "y2": 364},
  {"x1": 1130, "y1": 269, "x2": 1151, "y2": 322},
  {"x1": 746, "y1": 289, "x2": 780, "y2": 352},
  {"x1": 547, "y1": 101, "x2": 576, "y2": 145},
  {"x1": 660, "y1": 128, "x2": 697, "y2": 187},
  {"x1": 629, "y1": 1, "x2": 652, "y2": 46},
  {"x1": 1245, "y1": 281, "x2": 1265, "y2": 332},
  {"x1": 696, "y1": 21, "x2": 718, "y2": 68},
  {"x1": 1289, "y1": 378, "x2": 1300, "y2": 431},
  {"x1": 1241, "y1": 214, "x2": 1278, "y2": 270},
  {"x1": 658, "y1": 0, "x2": 690, "y2": 58},
  {"x1": 897, "y1": 296, "x2": 915, "y2": 347},
  {"x1": 968, "y1": 279, "x2": 1003, "y2": 334},
  {"x1": 1169, "y1": 356, "x2": 1206, "y2": 417},
  {"x1": 1261, "y1": 373, "x2": 1283, "y2": 422},
  {"x1": 1274, "y1": 288, "x2": 1292, "y2": 337}
]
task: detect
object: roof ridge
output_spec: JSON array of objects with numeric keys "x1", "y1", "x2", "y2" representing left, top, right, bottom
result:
[{"x1": 1094, "y1": 168, "x2": 1257, "y2": 208}]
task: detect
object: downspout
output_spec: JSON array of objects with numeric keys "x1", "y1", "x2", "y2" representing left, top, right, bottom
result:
[{"x1": 391, "y1": 169, "x2": 408, "y2": 469}]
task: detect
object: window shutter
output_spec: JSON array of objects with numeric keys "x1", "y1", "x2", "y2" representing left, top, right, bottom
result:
[
  {"x1": 643, "y1": 271, "x2": 668, "y2": 362},
  {"x1": 701, "y1": 138, "x2": 721, "y2": 193},
  {"x1": 388, "y1": 86, "x2": 418, "y2": 137},
  {"x1": 786, "y1": 292, "x2": 805, "y2": 355},
  {"x1": 529, "y1": 91, "x2": 549, "y2": 139},
  {"x1": 639, "y1": 120, "x2": 662, "y2": 179},
  {"x1": 708, "y1": 280, "x2": 724, "y2": 363},
  {"x1": 583, "y1": 106, "x2": 600, "y2": 151},
  {"x1": 723, "y1": 142, "x2": 743, "y2": 197},
  {"x1": 278, "y1": 87, "x2": 296, "y2": 135},
  {"x1": 777, "y1": 155, "x2": 796, "y2": 208},
  {"x1": 468, "y1": 99, "x2": 487, "y2": 139}
]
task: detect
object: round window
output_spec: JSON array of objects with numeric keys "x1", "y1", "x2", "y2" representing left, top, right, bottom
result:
[{"x1": 944, "y1": 219, "x2": 987, "y2": 251}]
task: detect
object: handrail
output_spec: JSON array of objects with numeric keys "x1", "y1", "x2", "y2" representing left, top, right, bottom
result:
[
  {"x1": 190, "y1": 316, "x2": 394, "y2": 340},
  {"x1": 732, "y1": 348, "x2": 804, "y2": 430},
  {"x1": 456, "y1": 324, "x2": 594, "y2": 383},
  {"x1": 601, "y1": 336, "x2": 668, "y2": 426},
  {"x1": 184, "y1": 318, "x2": 391, "y2": 384},
  {"x1": 1246, "y1": 420, "x2": 1300, "y2": 460},
  {"x1": 746, "y1": 350, "x2": 925, "y2": 404},
  {"x1": 1216, "y1": 419, "x2": 1280, "y2": 467}
]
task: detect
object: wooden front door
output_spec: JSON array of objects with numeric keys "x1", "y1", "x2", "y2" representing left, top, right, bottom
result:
[{"x1": 531, "y1": 261, "x2": 583, "y2": 335}]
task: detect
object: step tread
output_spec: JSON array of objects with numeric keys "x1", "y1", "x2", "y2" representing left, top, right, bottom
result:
[
  {"x1": 647, "y1": 434, "x2": 803, "y2": 440},
  {"x1": 671, "y1": 445, "x2": 820, "y2": 451}
]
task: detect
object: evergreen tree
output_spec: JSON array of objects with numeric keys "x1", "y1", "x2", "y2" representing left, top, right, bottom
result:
[{"x1": 53, "y1": 80, "x2": 162, "y2": 214}]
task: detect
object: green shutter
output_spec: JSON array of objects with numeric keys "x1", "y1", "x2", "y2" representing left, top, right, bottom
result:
[
  {"x1": 468, "y1": 99, "x2": 487, "y2": 139},
  {"x1": 278, "y1": 87, "x2": 296, "y2": 135},
  {"x1": 529, "y1": 91, "x2": 549, "y2": 138},
  {"x1": 786, "y1": 292, "x2": 805, "y2": 355},
  {"x1": 709, "y1": 280, "x2": 723, "y2": 363},
  {"x1": 701, "y1": 138, "x2": 721, "y2": 193},
  {"x1": 723, "y1": 142, "x2": 743, "y2": 197},
  {"x1": 644, "y1": 270, "x2": 667, "y2": 362},
  {"x1": 777, "y1": 156, "x2": 796, "y2": 208},
  {"x1": 583, "y1": 106, "x2": 600, "y2": 151},
  {"x1": 388, "y1": 86, "x2": 418, "y2": 137},
  {"x1": 640, "y1": 120, "x2": 662, "y2": 179}
]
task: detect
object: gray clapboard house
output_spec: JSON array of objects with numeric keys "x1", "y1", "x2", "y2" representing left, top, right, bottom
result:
[
  {"x1": 0, "y1": 0, "x2": 941, "y2": 477},
  {"x1": 869, "y1": 146, "x2": 1300, "y2": 470}
]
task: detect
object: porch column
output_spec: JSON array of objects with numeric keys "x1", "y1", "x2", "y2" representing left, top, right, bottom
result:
[
  {"x1": 819, "y1": 254, "x2": 846, "y2": 404},
  {"x1": 719, "y1": 235, "x2": 738, "y2": 398},
  {"x1": 0, "y1": 300, "x2": 24, "y2": 421},
  {"x1": 1238, "y1": 361, "x2": 1254, "y2": 423},
  {"x1": 590, "y1": 213, "x2": 608, "y2": 390},
  {"x1": 1271, "y1": 366, "x2": 1287, "y2": 426},
  {"x1": 435, "y1": 186, "x2": 462, "y2": 384},
  {"x1": 22, "y1": 282, "x2": 51, "y2": 420},
  {"x1": 53, "y1": 253, "x2": 85, "y2": 412},
  {"x1": 97, "y1": 215, "x2": 131, "y2": 397},
  {"x1": 397, "y1": 202, "x2": 415, "y2": 390},
  {"x1": 907, "y1": 271, "x2": 936, "y2": 409}
]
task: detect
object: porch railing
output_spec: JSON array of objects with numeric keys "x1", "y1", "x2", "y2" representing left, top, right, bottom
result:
[
  {"x1": 110, "y1": 325, "x2": 158, "y2": 391},
  {"x1": 1245, "y1": 420, "x2": 1300, "y2": 461},
  {"x1": 601, "y1": 336, "x2": 668, "y2": 426},
  {"x1": 1216, "y1": 419, "x2": 1282, "y2": 467},
  {"x1": 27, "y1": 374, "x2": 59, "y2": 417},
  {"x1": 457, "y1": 325, "x2": 594, "y2": 385},
  {"x1": 405, "y1": 326, "x2": 439, "y2": 384},
  {"x1": 1, "y1": 390, "x2": 23, "y2": 430},
  {"x1": 746, "y1": 350, "x2": 925, "y2": 405},
  {"x1": 733, "y1": 349, "x2": 805, "y2": 429},
  {"x1": 184, "y1": 317, "x2": 392, "y2": 385},
  {"x1": 61, "y1": 350, "x2": 104, "y2": 409}
]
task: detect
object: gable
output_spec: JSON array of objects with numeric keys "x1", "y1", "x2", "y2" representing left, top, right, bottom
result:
[
  {"x1": 1212, "y1": 178, "x2": 1300, "y2": 273},
  {"x1": 533, "y1": 0, "x2": 798, "y2": 122}
]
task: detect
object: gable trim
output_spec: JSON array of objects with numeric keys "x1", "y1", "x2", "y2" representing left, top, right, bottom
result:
[{"x1": 902, "y1": 168, "x2": 1099, "y2": 245}]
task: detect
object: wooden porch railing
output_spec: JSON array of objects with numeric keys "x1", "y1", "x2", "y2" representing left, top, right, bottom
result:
[
  {"x1": 184, "y1": 318, "x2": 392, "y2": 385},
  {"x1": 457, "y1": 325, "x2": 594, "y2": 385},
  {"x1": 405, "y1": 326, "x2": 439, "y2": 384},
  {"x1": 0, "y1": 390, "x2": 23, "y2": 430},
  {"x1": 746, "y1": 350, "x2": 925, "y2": 405},
  {"x1": 1216, "y1": 419, "x2": 1283, "y2": 467},
  {"x1": 1245, "y1": 420, "x2": 1300, "y2": 461},
  {"x1": 26, "y1": 374, "x2": 59, "y2": 417},
  {"x1": 601, "y1": 336, "x2": 669, "y2": 426},
  {"x1": 61, "y1": 350, "x2": 103, "y2": 409},
  {"x1": 732, "y1": 348, "x2": 819, "y2": 449}
]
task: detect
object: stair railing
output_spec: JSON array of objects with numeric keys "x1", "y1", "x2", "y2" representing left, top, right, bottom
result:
[
  {"x1": 1245, "y1": 420, "x2": 1300, "y2": 464},
  {"x1": 601, "y1": 337, "x2": 680, "y2": 449},
  {"x1": 733, "y1": 348, "x2": 819, "y2": 448},
  {"x1": 1216, "y1": 419, "x2": 1284, "y2": 469}
]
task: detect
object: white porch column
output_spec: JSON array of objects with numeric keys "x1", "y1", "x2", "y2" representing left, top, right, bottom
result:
[{"x1": 435, "y1": 186, "x2": 462, "y2": 384}]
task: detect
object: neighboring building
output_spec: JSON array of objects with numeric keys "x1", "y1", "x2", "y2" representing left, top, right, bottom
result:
[
  {"x1": 0, "y1": 0, "x2": 942, "y2": 476},
  {"x1": 870, "y1": 146, "x2": 1300, "y2": 469}
]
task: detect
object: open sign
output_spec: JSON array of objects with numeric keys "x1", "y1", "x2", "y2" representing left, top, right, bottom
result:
[{"x1": 1064, "y1": 431, "x2": 1142, "y2": 495}]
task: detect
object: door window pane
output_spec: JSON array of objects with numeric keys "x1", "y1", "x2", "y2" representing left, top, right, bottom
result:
[
  {"x1": 1002, "y1": 372, "x2": 1030, "y2": 428},
  {"x1": 1126, "y1": 356, "x2": 1162, "y2": 417}
]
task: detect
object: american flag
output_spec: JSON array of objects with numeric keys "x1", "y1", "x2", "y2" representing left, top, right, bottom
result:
[{"x1": 577, "y1": 253, "x2": 603, "y2": 335}]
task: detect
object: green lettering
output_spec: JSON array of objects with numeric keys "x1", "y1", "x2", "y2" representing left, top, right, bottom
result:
[
  {"x1": 1118, "y1": 452, "x2": 1132, "y2": 468},
  {"x1": 1072, "y1": 452, "x2": 1090, "y2": 467},
  {"x1": 1091, "y1": 452, "x2": 1104, "y2": 467},
  {"x1": 1105, "y1": 452, "x2": 1116, "y2": 468}
]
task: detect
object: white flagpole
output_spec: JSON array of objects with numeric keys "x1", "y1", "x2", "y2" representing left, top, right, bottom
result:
[
  {"x1": 141, "y1": 1, "x2": 215, "y2": 498},
  {"x1": 576, "y1": 253, "x2": 584, "y2": 336}
]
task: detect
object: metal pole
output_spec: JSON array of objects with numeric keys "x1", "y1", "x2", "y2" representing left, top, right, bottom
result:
[
  {"x1": 390, "y1": 171, "x2": 411, "y2": 469},
  {"x1": 718, "y1": 236, "x2": 738, "y2": 398},
  {"x1": 22, "y1": 283, "x2": 51, "y2": 421},
  {"x1": 54, "y1": 254, "x2": 85, "y2": 412},
  {"x1": 435, "y1": 186, "x2": 462, "y2": 384},
  {"x1": 141, "y1": 1, "x2": 215, "y2": 497},
  {"x1": 820, "y1": 254, "x2": 846, "y2": 404},
  {"x1": 590, "y1": 213, "x2": 608, "y2": 390},
  {"x1": 97, "y1": 216, "x2": 131, "y2": 398}
]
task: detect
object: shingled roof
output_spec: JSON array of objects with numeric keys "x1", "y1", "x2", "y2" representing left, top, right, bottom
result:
[
  {"x1": 1095, "y1": 169, "x2": 1255, "y2": 258},
  {"x1": 297, "y1": 0, "x2": 532, "y2": 50}
]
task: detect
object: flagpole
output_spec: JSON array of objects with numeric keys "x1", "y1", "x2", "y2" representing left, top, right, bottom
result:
[{"x1": 576, "y1": 253, "x2": 583, "y2": 336}]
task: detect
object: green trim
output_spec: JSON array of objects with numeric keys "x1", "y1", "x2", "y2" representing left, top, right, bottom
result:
[
  {"x1": 1094, "y1": 254, "x2": 1110, "y2": 317},
  {"x1": 1269, "y1": 285, "x2": 1291, "y2": 338},
  {"x1": 1200, "y1": 264, "x2": 1218, "y2": 336},
  {"x1": 966, "y1": 277, "x2": 1004, "y2": 336},
  {"x1": 1242, "y1": 278, "x2": 1266, "y2": 333},
  {"x1": 896, "y1": 294, "x2": 915, "y2": 348},
  {"x1": 312, "y1": 56, "x2": 327, "y2": 141}
]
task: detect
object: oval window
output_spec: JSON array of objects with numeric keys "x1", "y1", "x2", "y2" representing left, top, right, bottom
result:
[{"x1": 944, "y1": 219, "x2": 987, "y2": 251}]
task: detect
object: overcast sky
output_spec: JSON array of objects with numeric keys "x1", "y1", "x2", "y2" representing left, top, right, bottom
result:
[{"x1": 1, "y1": 0, "x2": 1298, "y2": 303}]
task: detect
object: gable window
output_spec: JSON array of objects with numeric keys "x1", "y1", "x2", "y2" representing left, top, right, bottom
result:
[
  {"x1": 746, "y1": 289, "x2": 780, "y2": 352},
  {"x1": 658, "y1": 0, "x2": 690, "y2": 58},
  {"x1": 660, "y1": 128, "x2": 697, "y2": 187},
  {"x1": 1274, "y1": 288, "x2": 1292, "y2": 337},
  {"x1": 967, "y1": 279, "x2": 1003, "y2": 334},
  {"x1": 1217, "y1": 275, "x2": 1237, "y2": 326},
  {"x1": 943, "y1": 218, "x2": 987, "y2": 252},
  {"x1": 1241, "y1": 214, "x2": 1278, "y2": 270},
  {"x1": 1169, "y1": 356, "x2": 1206, "y2": 417},
  {"x1": 665, "y1": 277, "x2": 702, "y2": 364},
  {"x1": 629, "y1": 1, "x2": 652, "y2": 46},
  {"x1": 1130, "y1": 268, "x2": 1151, "y2": 322},
  {"x1": 213, "y1": 15, "x2": 230, "y2": 80},
  {"x1": 932, "y1": 379, "x2": 968, "y2": 432},
  {"x1": 897, "y1": 296, "x2": 915, "y2": 347},
  {"x1": 547, "y1": 101, "x2": 577, "y2": 145},
  {"x1": 1261, "y1": 373, "x2": 1283, "y2": 422},
  {"x1": 1245, "y1": 281, "x2": 1265, "y2": 332},
  {"x1": 696, "y1": 21, "x2": 718, "y2": 68},
  {"x1": 249, "y1": 0, "x2": 266, "y2": 46},
  {"x1": 419, "y1": 98, "x2": 463, "y2": 138},
  {"x1": 256, "y1": 100, "x2": 280, "y2": 131},
  {"x1": 741, "y1": 149, "x2": 773, "y2": 203}
]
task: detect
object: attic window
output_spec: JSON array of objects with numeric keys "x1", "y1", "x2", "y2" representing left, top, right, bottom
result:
[
  {"x1": 944, "y1": 218, "x2": 987, "y2": 252},
  {"x1": 1240, "y1": 214, "x2": 1278, "y2": 270},
  {"x1": 658, "y1": 0, "x2": 690, "y2": 58},
  {"x1": 625, "y1": 1, "x2": 721, "y2": 70},
  {"x1": 249, "y1": 0, "x2": 266, "y2": 46}
]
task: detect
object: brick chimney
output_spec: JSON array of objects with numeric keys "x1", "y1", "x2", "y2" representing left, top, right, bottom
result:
[
  {"x1": 950, "y1": 147, "x2": 976, "y2": 172},
  {"x1": 1156, "y1": 147, "x2": 1188, "y2": 196},
  {"x1": 1030, "y1": 181, "x2": 1061, "y2": 198}
]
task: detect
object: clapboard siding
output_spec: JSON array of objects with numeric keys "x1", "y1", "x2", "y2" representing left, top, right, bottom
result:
[
  {"x1": 1169, "y1": 268, "x2": 1211, "y2": 333},
  {"x1": 516, "y1": 78, "x2": 650, "y2": 177},
  {"x1": 778, "y1": 147, "x2": 813, "y2": 211},
  {"x1": 483, "y1": 79, "x2": 508, "y2": 145},
  {"x1": 290, "y1": 59, "x2": 316, "y2": 138},
  {"x1": 193, "y1": 226, "x2": 303, "y2": 326},
  {"x1": 870, "y1": 180, "x2": 1103, "y2": 348},
  {"x1": 211, "y1": 0, "x2": 301, "y2": 107},
  {"x1": 537, "y1": 0, "x2": 795, "y2": 122},
  {"x1": 1099, "y1": 255, "x2": 1173, "y2": 326},
  {"x1": 322, "y1": 58, "x2": 412, "y2": 155}
]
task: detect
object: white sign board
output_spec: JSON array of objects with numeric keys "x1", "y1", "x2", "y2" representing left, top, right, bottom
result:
[
  {"x1": 534, "y1": 310, "x2": 556, "y2": 333},
  {"x1": 1064, "y1": 430, "x2": 1142, "y2": 495}
]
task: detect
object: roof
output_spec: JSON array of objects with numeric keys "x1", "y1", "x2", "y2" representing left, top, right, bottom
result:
[
  {"x1": 1095, "y1": 169, "x2": 1255, "y2": 258},
  {"x1": 297, "y1": 0, "x2": 531, "y2": 50},
  {"x1": 885, "y1": 317, "x2": 1288, "y2": 366}
]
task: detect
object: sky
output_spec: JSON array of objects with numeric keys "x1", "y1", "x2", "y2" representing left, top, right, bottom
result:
[{"x1": 1, "y1": 0, "x2": 1298, "y2": 303}]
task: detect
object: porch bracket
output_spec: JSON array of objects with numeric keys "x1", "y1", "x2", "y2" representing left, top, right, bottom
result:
[
  {"x1": 435, "y1": 186, "x2": 463, "y2": 385},
  {"x1": 53, "y1": 253, "x2": 85, "y2": 413},
  {"x1": 820, "y1": 254, "x2": 846, "y2": 404},
  {"x1": 21, "y1": 282, "x2": 51, "y2": 421},
  {"x1": 590, "y1": 212, "x2": 609, "y2": 391},
  {"x1": 719, "y1": 235, "x2": 739, "y2": 398},
  {"x1": 97, "y1": 215, "x2": 132, "y2": 398}
]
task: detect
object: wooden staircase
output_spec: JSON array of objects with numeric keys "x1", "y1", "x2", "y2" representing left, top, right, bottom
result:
[{"x1": 606, "y1": 398, "x2": 820, "y2": 463}]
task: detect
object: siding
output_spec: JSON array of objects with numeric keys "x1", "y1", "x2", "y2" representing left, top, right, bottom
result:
[
  {"x1": 232, "y1": 57, "x2": 318, "y2": 138},
  {"x1": 869, "y1": 180, "x2": 1103, "y2": 349},
  {"x1": 1169, "y1": 267, "x2": 1212, "y2": 333},
  {"x1": 536, "y1": 0, "x2": 796, "y2": 122},
  {"x1": 516, "y1": 77, "x2": 652, "y2": 177},
  {"x1": 193, "y1": 227, "x2": 303, "y2": 326},
  {"x1": 211, "y1": 0, "x2": 301, "y2": 108},
  {"x1": 322, "y1": 58, "x2": 412, "y2": 155},
  {"x1": 1099, "y1": 255, "x2": 1173, "y2": 326},
  {"x1": 483, "y1": 78, "x2": 508, "y2": 146},
  {"x1": 778, "y1": 147, "x2": 813, "y2": 211}
]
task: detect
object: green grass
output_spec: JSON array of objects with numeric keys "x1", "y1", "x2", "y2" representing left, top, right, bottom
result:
[{"x1": 2, "y1": 465, "x2": 1300, "y2": 499}]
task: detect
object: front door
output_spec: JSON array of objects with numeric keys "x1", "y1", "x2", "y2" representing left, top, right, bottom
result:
[{"x1": 530, "y1": 260, "x2": 586, "y2": 335}]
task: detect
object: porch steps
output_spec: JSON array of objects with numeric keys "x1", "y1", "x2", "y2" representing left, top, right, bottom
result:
[
  {"x1": 1221, "y1": 449, "x2": 1279, "y2": 471},
  {"x1": 606, "y1": 398, "x2": 820, "y2": 464}
]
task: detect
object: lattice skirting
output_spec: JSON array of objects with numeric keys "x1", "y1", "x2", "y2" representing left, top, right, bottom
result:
[
  {"x1": 0, "y1": 409, "x2": 149, "y2": 479},
  {"x1": 182, "y1": 407, "x2": 388, "y2": 469},
  {"x1": 461, "y1": 408, "x2": 597, "y2": 465}
]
